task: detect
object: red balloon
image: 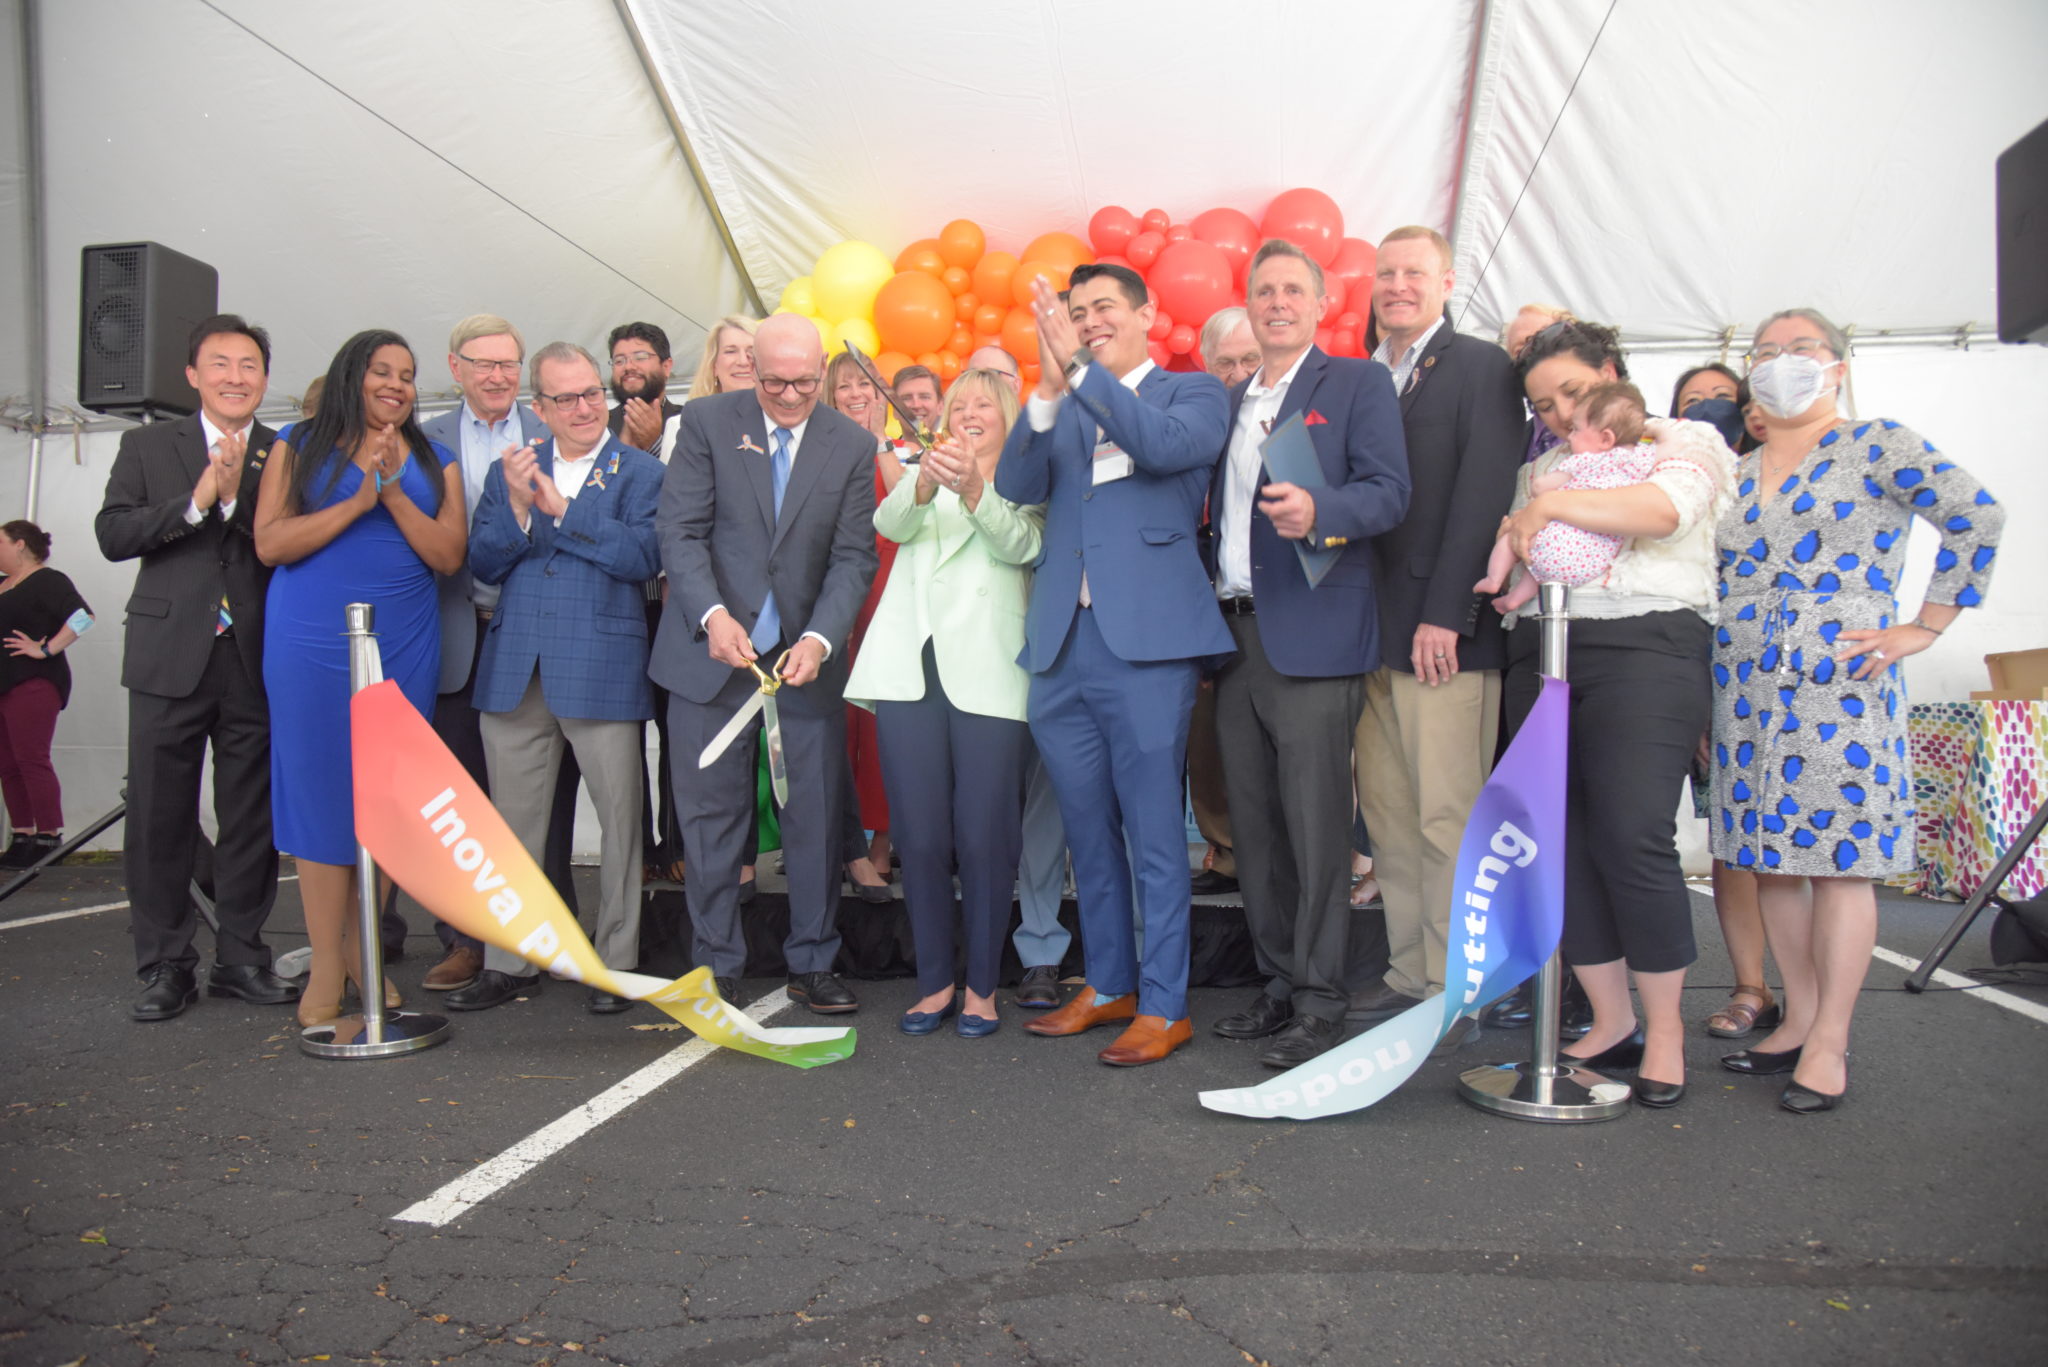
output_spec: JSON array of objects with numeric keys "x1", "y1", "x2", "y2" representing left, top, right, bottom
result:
[
  {"x1": 1126, "y1": 231, "x2": 1165, "y2": 270},
  {"x1": 1141, "y1": 208, "x2": 1171, "y2": 233},
  {"x1": 874, "y1": 270, "x2": 957, "y2": 355},
  {"x1": 1335, "y1": 310, "x2": 1361, "y2": 334},
  {"x1": 1322, "y1": 276, "x2": 1347, "y2": 321},
  {"x1": 1095, "y1": 253, "x2": 1132, "y2": 271},
  {"x1": 1088, "y1": 205, "x2": 1142, "y2": 257},
  {"x1": 1167, "y1": 323, "x2": 1196, "y2": 355},
  {"x1": 1147, "y1": 239, "x2": 1234, "y2": 336},
  {"x1": 1163, "y1": 221, "x2": 1192, "y2": 243},
  {"x1": 1333, "y1": 328, "x2": 1360, "y2": 357},
  {"x1": 1314, "y1": 327, "x2": 1335, "y2": 353},
  {"x1": 1147, "y1": 309, "x2": 1174, "y2": 342},
  {"x1": 1146, "y1": 339, "x2": 1172, "y2": 368},
  {"x1": 1261, "y1": 187, "x2": 1344, "y2": 266},
  {"x1": 1327, "y1": 237, "x2": 1378, "y2": 297},
  {"x1": 1191, "y1": 206, "x2": 1260, "y2": 283}
]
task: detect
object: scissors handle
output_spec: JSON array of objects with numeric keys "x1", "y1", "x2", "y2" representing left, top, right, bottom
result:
[{"x1": 746, "y1": 649, "x2": 793, "y2": 694}]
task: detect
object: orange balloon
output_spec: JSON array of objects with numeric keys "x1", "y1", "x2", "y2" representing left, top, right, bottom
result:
[
  {"x1": 938, "y1": 219, "x2": 985, "y2": 270},
  {"x1": 941, "y1": 266, "x2": 971, "y2": 297},
  {"x1": 916, "y1": 351, "x2": 943, "y2": 374},
  {"x1": 948, "y1": 323, "x2": 974, "y2": 355},
  {"x1": 1021, "y1": 231, "x2": 1093, "y2": 273},
  {"x1": 873, "y1": 270, "x2": 956, "y2": 355},
  {"x1": 1010, "y1": 260, "x2": 1071, "y2": 308},
  {"x1": 971, "y1": 251, "x2": 1019, "y2": 307},
  {"x1": 956, "y1": 291, "x2": 981, "y2": 321},
  {"x1": 875, "y1": 350, "x2": 913, "y2": 382},
  {"x1": 974, "y1": 303, "x2": 1007, "y2": 336},
  {"x1": 1021, "y1": 361, "x2": 1042, "y2": 387},
  {"x1": 936, "y1": 350, "x2": 962, "y2": 382},
  {"x1": 1000, "y1": 306, "x2": 1040, "y2": 366},
  {"x1": 895, "y1": 238, "x2": 945, "y2": 276}
]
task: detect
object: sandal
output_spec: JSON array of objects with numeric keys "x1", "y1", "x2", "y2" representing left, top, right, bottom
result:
[{"x1": 1705, "y1": 984, "x2": 1781, "y2": 1039}]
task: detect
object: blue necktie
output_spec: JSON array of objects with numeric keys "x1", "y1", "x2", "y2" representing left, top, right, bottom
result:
[{"x1": 750, "y1": 426, "x2": 793, "y2": 652}]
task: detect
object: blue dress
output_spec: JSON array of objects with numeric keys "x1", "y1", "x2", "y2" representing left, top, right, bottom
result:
[{"x1": 264, "y1": 426, "x2": 452, "y2": 865}]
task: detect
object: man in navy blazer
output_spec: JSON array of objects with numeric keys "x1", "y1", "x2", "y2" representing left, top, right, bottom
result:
[
  {"x1": 1204, "y1": 242, "x2": 1411, "y2": 1070},
  {"x1": 997, "y1": 263, "x2": 1231, "y2": 1066},
  {"x1": 650, "y1": 315, "x2": 879, "y2": 1014},
  {"x1": 416, "y1": 313, "x2": 579, "y2": 992},
  {"x1": 445, "y1": 343, "x2": 663, "y2": 1014}
]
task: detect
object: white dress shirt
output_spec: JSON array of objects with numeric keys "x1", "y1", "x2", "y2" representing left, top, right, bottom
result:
[
  {"x1": 1026, "y1": 358, "x2": 1155, "y2": 606},
  {"x1": 187, "y1": 411, "x2": 254, "y2": 524},
  {"x1": 1216, "y1": 347, "x2": 1310, "y2": 599}
]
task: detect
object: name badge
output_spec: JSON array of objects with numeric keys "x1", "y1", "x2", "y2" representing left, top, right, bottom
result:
[{"x1": 1091, "y1": 444, "x2": 1134, "y2": 485}]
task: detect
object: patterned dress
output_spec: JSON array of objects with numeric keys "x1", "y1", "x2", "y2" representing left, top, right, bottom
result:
[{"x1": 1711, "y1": 419, "x2": 2002, "y2": 877}]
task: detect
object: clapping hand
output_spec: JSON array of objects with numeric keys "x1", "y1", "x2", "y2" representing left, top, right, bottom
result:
[
  {"x1": 619, "y1": 396, "x2": 664, "y2": 451},
  {"x1": 1030, "y1": 274, "x2": 1081, "y2": 399},
  {"x1": 209, "y1": 430, "x2": 247, "y2": 505},
  {"x1": 366, "y1": 424, "x2": 410, "y2": 504}
]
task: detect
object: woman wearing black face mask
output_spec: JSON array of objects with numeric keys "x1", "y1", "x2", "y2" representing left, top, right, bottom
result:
[
  {"x1": 1672, "y1": 364, "x2": 1758, "y2": 454},
  {"x1": 1711, "y1": 307, "x2": 2004, "y2": 1114}
]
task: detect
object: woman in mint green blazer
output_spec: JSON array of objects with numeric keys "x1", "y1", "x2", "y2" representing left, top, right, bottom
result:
[{"x1": 846, "y1": 370, "x2": 1045, "y2": 1037}]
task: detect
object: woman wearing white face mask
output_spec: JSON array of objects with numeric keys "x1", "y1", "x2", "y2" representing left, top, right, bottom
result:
[{"x1": 1711, "y1": 307, "x2": 2004, "y2": 1114}]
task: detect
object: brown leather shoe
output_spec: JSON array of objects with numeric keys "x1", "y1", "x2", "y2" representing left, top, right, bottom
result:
[
  {"x1": 422, "y1": 945, "x2": 483, "y2": 991},
  {"x1": 1021, "y1": 984, "x2": 1136, "y2": 1036},
  {"x1": 1097, "y1": 1014, "x2": 1193, "y2": 1066}
]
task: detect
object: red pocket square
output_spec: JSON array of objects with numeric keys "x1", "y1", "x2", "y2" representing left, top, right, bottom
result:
[{"x1": 1304, "y1": 410, "x2": 1329, "y2": 426}]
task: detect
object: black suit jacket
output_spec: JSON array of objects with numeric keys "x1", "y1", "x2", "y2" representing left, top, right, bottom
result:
[
  {"x1": 95, "y1": 414, "x2": 276, "y2": 699},
  {"x1": 1367, "y1": 314, "x2": 1525, "y2": 673}
]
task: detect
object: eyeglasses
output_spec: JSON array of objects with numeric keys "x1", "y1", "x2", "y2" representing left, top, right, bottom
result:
[
  {"x1": 612, "y1": 350, "x2": 662, "y2": 368},
  {"x1": 1744, "y1": 338, "x2": 1834, "y2": 366},
  {"x1": 757, "y1": 375, "x2": 821, "y2": 395},
  {"x1": 457, "y1": 355, "x2": 522, "y2": 376},
  {"x1": 539, "y1": 387, "x2": 606, "y2": 410}
]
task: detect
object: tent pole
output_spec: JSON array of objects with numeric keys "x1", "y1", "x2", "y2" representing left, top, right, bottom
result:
[
  {"x1": 17, "y1": 0, "x2": 48, "y2": 519},
  {"x1": 610, "y1": 0, "x2": 766, "y2": 318}
]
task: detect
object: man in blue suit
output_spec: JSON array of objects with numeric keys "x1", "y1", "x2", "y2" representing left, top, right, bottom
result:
[
  {"x1": 1205, "y1": 241, "x2": 1411, "y2": 1070},
  {"x1": 998, "y1": 263, "x2": 1231, "y2": 1066},
  {"x1": 445, "y1": 342, "x2": 664, "y2": 1014}
]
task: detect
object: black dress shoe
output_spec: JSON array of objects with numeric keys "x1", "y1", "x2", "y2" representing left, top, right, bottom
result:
[
  {"x1": 1559, "y1": 973, "x2": 1595, "y2": 1040},
  {"x1": 788, "y1": 971, "x2": 858, "y2": 1013},
  {"x1": 1780, "y1": 1078, "x2": 1846, "y2": 1114},
  {"x1": 132, "y1": 965, "x2": 198, "y2": 1022},
  {"x1": 1015, "y1": 965, "x2": 1062, "y2": 1009},
  {"x1": 848, "y1": 879, "x2": 895, "y2": 905},
  {"x1": 206, "y1": 962, "x2": 302, "y2": 1005},
  {"x1": 1563, "y1": 1027, "x2": 1645, "y2": 1071},
  {"x1": 1633, "y1": 1076, "x2": 1686, "y2": 1108},
  {"x1": 1722, "y1": 1044, "x2": 1802, "y2": 1076},
  {"x1": 382, "y1": 938, "x2": 405, "y2": 965},
  {"x1": 586, "y1": 989, "x2": 632, "y2": 1015},
  {"x1": 1348, "y1": 982, "x2": 1424, "y2": 1022},
  {"x1": 1189, "y1": 868, "x2": 1239, "y2": 896},
  {"x1": 1481, "y1": 981, "x2": 1535, "y2": 1030},
  {"x1": 1214, "y1": 994, "x2": 1295, "y2": 1040},
  {"x1": 714, "y1": 977, "x2": 748, "y2": 1009},
  {"x1": 445, "y1": 969, "x2": 542, "y2": 1011},
  {"x1": 1258, "y1": 1014, "x2": 1342, "y2": 1069}
]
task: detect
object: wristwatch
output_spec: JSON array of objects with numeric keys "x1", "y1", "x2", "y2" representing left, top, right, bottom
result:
[{"x1": 1063, "y1": 352, "x2": 1089, "y2": 385}]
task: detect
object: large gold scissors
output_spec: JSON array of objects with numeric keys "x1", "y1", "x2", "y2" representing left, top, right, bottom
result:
[{"x1": 695, "y1": 651, "x2": 790, "y2": 805}]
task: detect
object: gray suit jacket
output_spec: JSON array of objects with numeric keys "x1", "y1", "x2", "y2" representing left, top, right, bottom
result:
[
  {"x1": 422, "y1": 401, "x2": 547, "y2": 694},
  {"x1": 649, "y1": 390, "x2": 879, "y2": 707}
]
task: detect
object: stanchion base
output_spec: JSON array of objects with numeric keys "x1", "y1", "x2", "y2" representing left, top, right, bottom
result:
[
  {"x1": 1456, "y1": 1059, "x2": 1633, "y2": 1122},
  {"x1": 299, "y1": 1011, "x2": 452, "y2": 1060}
]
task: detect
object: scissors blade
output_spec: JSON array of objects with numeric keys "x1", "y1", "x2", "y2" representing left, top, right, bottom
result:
[
  {"x1": 697, "y1": 689, "x2": 766, "y2": 770},
  {"x1": 761, "y1": 690, "x2": 789, "y2": 807},
  {"x1": 842, "y1": 340, "x2": 933, "y2": 458}
]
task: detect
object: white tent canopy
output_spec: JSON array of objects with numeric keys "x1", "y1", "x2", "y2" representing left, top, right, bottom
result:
[{"x1": 4, "y1": 0, "x2": 2044, "y2": 847}]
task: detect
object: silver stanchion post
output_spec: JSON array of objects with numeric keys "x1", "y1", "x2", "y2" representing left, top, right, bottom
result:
[
  {"x1": 299, "y1": 603, "x2": 453, "y2": 1060},
  {"x1": 1456, "y1": 582, "x2": 1630, "y2": 1122}
]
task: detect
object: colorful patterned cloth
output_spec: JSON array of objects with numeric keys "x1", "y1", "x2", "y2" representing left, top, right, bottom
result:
[{"x1": 1892, "y1": 700, "x2": 2047, "y2": 901}]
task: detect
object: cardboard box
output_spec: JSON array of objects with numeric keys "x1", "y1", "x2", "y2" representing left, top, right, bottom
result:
[{"x1": 1977, "y1": 648, "x2": 2048, "y2": 701}]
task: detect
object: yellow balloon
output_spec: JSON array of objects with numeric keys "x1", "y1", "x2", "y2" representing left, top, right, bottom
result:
[
  {"x1": 811, "y1": 240, "x2": 895, "y2": 324},
  {"x1": 778, "y1": 274, "x2": 816, "y2": 316},
  {"x1": 801, "y1": 314, "x2": 833, "y2": 353},
  {"x1": 832, "y1": 317, "x2": 880, "y2": 357}
]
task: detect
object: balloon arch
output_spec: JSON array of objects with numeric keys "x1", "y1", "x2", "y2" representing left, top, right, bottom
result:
[{"x1": 773, "y1": 188, "x2": 1375, "y2": 390}]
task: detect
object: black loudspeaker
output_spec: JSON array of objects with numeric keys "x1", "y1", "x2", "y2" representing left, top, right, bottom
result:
[
  {"x1": 1996, "y1": 117, "x2": 2048, "y2": 345},
  {"x1": 77, "y1": 241, "x2": 219, "y2": 416}
]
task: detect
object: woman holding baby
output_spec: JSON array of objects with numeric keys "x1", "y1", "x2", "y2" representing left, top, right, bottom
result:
[{"x1": 1492, "y1": 319, "x2": 1735, "y2": 1108}]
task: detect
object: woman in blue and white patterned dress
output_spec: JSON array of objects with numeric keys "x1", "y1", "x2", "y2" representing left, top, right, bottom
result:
[{"x1": 1711, "y1": 307, "x2": 2002, "y2": 1113}]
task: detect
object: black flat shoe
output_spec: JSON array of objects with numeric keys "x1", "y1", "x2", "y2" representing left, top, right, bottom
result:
[
  {"x1": 1722, "y1": 1045, "x2": 1802, "y2": 1076},
  {"x1": 1213, "y1": 994, "x2": 1295, "y2": 1040},
  {"x1": 445, "y1": 969, "x2": 541, "y2": 1011},
  {"x1": 1633, "y1": 1076, "x2": 1686, "y2": 1108},
  {"x1": 714, "y1": 976, "x2": 747, "y2": 1009},
  {"x1": 1563, "y1": 1027, "x2": 1645, "y2": 1071},
  {"x1": 586, "y1": 989, "x2": 633, "y2": 1015},
  {"x1": 788, "y1": 971, "x2": 858, "y2": 1013},
  {"x1": 132, "y1": 965, "x2": 198, "y2": 1022},
  {"x1": 206, "y1": 962, "x2": 302, "y2": 1005},
  {"x1": 1780, "y1": 1078, "x2": 1846, "y2": 1114},
  {"x1": 1015, "y1": 965, "x2": 1062, "y2": 1009}
]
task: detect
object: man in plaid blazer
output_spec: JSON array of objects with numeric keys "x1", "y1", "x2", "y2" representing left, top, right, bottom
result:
[{"x1": 446, "y1": 342, "x2": 664, "y2": 1015}]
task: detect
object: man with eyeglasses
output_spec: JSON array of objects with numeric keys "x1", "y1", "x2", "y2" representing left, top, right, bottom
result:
[
  {"x1": 448, "y1": 343, "x2": 665, "y2": 1014},
  {"x1": 606, "y1": 322, "x2": 684, "y2": 462},
  {"x1": 420, "y1": 314, "x2": 580, "y2": 993},
  {"x1": 652, "y1": 313, "x2": 880, "y2": 1013}
]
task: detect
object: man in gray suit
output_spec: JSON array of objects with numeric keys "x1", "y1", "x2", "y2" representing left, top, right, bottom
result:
[
  {"x1": 652, "y1": 314, "x2": 878, "y2": 1012},
  {"x1": 417, "y1": 313, "x2": 578, "y2": 991}
]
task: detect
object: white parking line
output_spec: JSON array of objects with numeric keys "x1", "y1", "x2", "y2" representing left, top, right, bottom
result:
[
  {"x1": 0, "y1": 874, "x2": 303, "y2": 933},
  {"x1": 392, "y1": 987, "x2": 795, "y2": 1227},
  {"x1": 1869, "y1": 946, "x2": 2048, "y2": 1025}
]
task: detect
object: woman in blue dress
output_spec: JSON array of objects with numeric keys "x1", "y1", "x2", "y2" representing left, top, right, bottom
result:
[
  {"x1": 254, "y1": 331, "x2": 467, "y2": 1026},
  {"x1": 1712, "y1": 308, "x2": 2003, "y2": 1113}
]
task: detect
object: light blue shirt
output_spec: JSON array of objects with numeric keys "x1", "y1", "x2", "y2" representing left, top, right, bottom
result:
[
  {"x1": 458, "y1": 402, "x2": 533, "y2": 609},
  {"x1": 1373, "y1": 315, "x2": 1445, "y2": 397}
]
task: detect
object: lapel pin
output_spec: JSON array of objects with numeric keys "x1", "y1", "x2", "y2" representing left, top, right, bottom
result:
[{"x1": 738, "y1": 434, "x2": 765, "y2": 456}]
